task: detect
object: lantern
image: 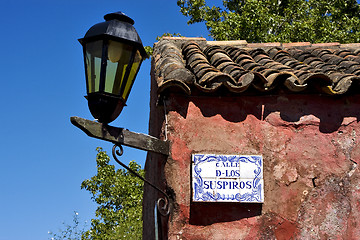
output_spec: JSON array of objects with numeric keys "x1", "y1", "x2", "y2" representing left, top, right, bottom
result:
[{"x1": 79, "y1": 12, "x2": 147, "y2": 123}]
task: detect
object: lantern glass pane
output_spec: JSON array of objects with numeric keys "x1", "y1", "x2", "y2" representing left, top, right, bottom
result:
[
  {"x1": 105, "y1": 40, "x2": 133, "y2": 96},
  {"x1": 122, "y1": 50, "x2": 142, "y2": 101},
  {"x1": 85, "y1": 40, "x2": 103, "y2": 93}
]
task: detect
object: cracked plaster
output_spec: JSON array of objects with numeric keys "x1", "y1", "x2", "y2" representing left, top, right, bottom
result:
[{"x1": 145, "y1": 92, "x2": 360, "y2": 239}]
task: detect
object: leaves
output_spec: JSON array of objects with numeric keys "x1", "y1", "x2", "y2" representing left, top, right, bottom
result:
[
  {"x1": 48, "y1": 212, "x2": 87, "y2": 240},
  {"x1": 156, "y1": 33, "x2": 184, "y2": 41},
  {"x1": 178, "y1": 0, "x2": 360, "y2": 43},
  {"x1": 145, "y1": 33, "x2": 184, "y2": 58},
  {"x1": 81, "y1": 147, "x2": 144, "y2": 240},
  {"x1": 144, "y1": 46, "x2": 153, "y2": 57}
]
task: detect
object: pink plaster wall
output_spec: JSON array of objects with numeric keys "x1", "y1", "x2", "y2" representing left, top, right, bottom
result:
[{"x1": 145, "y1": 92, "x2": 360, "y2": 239}]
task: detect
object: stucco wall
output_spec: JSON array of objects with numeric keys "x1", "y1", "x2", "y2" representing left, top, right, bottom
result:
[{"x1": 144, "y1": 92, "x2": 360, "y2": 240}]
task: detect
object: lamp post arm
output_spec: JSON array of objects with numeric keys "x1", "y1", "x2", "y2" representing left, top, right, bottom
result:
[{"x1": 70, "y1": 116, "x2": 170, "y2": 156}]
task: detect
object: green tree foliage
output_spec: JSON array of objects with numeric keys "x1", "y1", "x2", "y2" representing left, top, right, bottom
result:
[
  {"x1": 81, "y1": 148, "x2": 144, "y2": 240},
  {"x1": 145, "y1": 33, "x2": 184, "y2": 56},
  {"x1": 48, "y1": 212, "x2": 87, "y2": 240},
  {"x1": 156, "y1": 32, "x2": 184, "y2": 41},
  {"x1": 177, "y1": 0, "x2": 360, "y2": 43},
  {"x1": 144, "y1": 46, "x2": 154, "y2": 57}
]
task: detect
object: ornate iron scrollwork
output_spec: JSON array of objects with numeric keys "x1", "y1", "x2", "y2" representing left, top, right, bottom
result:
[{"x1": 112, "y1": 144, "x2": 170, "y2": 216}]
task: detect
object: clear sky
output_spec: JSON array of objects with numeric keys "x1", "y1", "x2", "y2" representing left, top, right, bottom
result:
[{"x1": 0, "y1": 1, "x2": 211, "y2": 239}]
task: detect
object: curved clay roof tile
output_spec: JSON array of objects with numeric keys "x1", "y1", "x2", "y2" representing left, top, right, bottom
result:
[{"x1": 153, "y1": 38, "x2": 360, "y2": 96}]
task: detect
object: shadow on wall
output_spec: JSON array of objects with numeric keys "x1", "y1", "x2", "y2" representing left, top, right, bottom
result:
[
  {"x1": 164, "y1": 93, "x2": 360, "y2": 226},
  {"x1": 190, "y1": 202, "x2": 262, "y2": 225},
  {"x1": 170, "y1": 94, "x2": 360, "y2": 134},
  {"x1": 264, "y1": 94, "x2": 360, "y2": 133}
]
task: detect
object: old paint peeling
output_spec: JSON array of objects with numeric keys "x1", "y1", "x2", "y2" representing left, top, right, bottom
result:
[{"x1": 144, "y1": 93, "x2": 360, "y2": 240}]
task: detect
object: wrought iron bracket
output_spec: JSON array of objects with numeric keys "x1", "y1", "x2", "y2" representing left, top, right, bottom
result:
[
  {"x1": 70, "y1": 116, "x2": 170, "y2": 155},
  {"x1": 112, "y1": 144, "x2": 170, "y2": 216},
  {"x1": 70, "y1": 116, "x2": 171, "y2": 216}
]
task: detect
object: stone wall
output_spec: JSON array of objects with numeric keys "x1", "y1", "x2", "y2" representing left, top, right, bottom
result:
[{"x1": 144, "y1": 91, "x2": 360, "y2": 239}]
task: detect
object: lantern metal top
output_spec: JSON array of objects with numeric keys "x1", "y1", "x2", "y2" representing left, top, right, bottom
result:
[
  {"x1": 79, "y1": 11, "x2": 147, "y2": 57},
  {"x1": 104, "y1": 12, "x2": 134, "y2": 24}
]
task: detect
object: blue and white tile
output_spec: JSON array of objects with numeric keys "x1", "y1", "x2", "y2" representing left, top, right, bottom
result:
[{"x1": 240, "y1": 179, "x2": 264, "y2": 203}]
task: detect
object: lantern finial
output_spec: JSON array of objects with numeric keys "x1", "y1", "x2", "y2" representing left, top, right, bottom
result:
[{"x1": 104, "y1": 12, "x2": 135, "y2": 25}]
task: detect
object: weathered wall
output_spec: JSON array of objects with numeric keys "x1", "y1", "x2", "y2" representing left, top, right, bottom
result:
[
  {"x1": 144, "y1": 92, "x2": 360, "y2": 240},
  {"x1": 143, "y1": 60, "x2": 169, "y2": 240}
]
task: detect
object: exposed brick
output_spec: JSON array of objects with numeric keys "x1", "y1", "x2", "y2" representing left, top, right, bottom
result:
[
  {"x1": 282, "y1": 42, "x2": 311, "y2": 48},
  {"x1": 161, "y1": 36, "x2": 206, "y2": 41},
  {"x1": 207, "y1": 40, "x2": 248, "y2": 46},
  {"x1": 312, "y1": 42, "x2": 340, "y2": 48},
  {"x1": 340, "y1": 43, "x2": 360, "y2": 49},
  {"x1": 247, "y1": 42, "x2": 281, "y2": 48}
]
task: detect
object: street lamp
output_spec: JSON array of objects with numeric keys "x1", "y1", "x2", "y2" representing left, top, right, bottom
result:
[
  {"x1": 71, "y1": 12, "x2": 170, "y2": 218},
  {"x1": 78, "y1": 12, "x2": 147, "y2": 123}
]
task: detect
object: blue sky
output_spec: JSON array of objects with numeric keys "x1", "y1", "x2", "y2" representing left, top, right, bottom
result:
[{"x1": 0, "y1": 1, "x2": 211, "y2": 239}]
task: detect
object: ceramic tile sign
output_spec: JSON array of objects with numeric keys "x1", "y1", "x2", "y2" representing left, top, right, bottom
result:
[{"x1": 192, "y1": 154, "x2": 264, "y2": 203}]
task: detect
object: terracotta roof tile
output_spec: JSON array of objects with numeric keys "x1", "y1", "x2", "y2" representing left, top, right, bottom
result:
[{"x1": 153, "y1": 38, "x2": 360, "y2": 96}]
